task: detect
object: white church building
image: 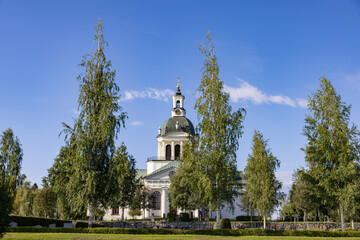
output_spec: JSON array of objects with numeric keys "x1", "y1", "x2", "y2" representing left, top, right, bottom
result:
[{"x1": 103, "y1": 81, "x2": 246, "y2": 220}]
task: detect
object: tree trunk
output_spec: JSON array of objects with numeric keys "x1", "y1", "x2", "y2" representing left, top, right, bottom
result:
[
  {"x1": 216, "y1": 208, "x2": 221, "y2": 229},
  {"x1": 88, "y1": 205, "x2": 94, "y2": 228},
  {"x1": 263, "y1": 216, "x2": 266, "y2": 229},
  {"x1": 198, "y1": 209, "x2": 201, "y2": 222},
  {"x1": 121, "y1": 207, "x2": 125, "y2": 221},
  {"x1": 352, "y1": 219, "x2": 354, "y2": 229},
  {"x1": 340, "y1": 203, "x2": 345, "y2": 232},
  {"x1": 304, "y1": 210, "x2": 307, "y2": 222}
]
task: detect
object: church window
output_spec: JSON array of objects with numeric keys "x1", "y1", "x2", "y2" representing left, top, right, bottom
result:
[
  {"x1": 111, "y1": 207, "x2": 119, "y2": 215},
  {"x1": 176, "y1": 100, "x2": 180, "y2": 108},
  {"x1": 166, "y1": 145, "x2": 171, "y2": 160},
  {"x1": 153, "y1": 191, "x2": 161, "y2": 210},
  {"x1": 175, "y1": 144, "x2": 180, "y2": 159}
]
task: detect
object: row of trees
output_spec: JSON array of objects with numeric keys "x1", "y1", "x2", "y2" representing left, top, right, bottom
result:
[{"x1": 280, "y1": 77, "x2": 360, "y2": 232}]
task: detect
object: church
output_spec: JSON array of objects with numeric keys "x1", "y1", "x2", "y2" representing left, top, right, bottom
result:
[{"x1": 103, "y1": 80, "x2": 246, "y2": 220}]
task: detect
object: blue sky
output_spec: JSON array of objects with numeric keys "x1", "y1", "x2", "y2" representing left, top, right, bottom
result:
[{"x1": 1, "y1": 0, "x2": 360, "y2": 196}]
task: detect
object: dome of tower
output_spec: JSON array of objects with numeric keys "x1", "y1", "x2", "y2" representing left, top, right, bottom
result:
[{"x1": 160, "y1": 116, "x2": 195, "y2": 136}]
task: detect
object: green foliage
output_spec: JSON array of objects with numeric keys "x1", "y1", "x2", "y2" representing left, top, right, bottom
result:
[
  {"x1": 0, "y1": 180, "x2": 12, "y2": 238},
  {"x1": 169, "y1": 139, "x2": 202, "y2": 211},
  {"x1": 7, "y1": 227, "x2": 360, "y2": 237},
  {"x1": 74, "y1": 221, "x2": 104, "y2": 228},
  {"x1": 171, "y1": 32, "x2": 245, "y2": 228},
  {"x1": 303, "y1": 76, "x2": 360, "y2": 230},
  {"x1": 213, "y1": 218, "x2": 231, "y2": 229},
  {"x1": 179, "y1": 213, "x2": 190, "y2": 222},
  {"x1": 109, "y1": 143, "x2": 137, "y2": 220},
  {"x1": 244, "y1": 130, "x2": 282, "y2": 228},
  {"x1": 166, "y1": 212, "x2": 176, "y2": 222},
  {"x1": 8, "y1": 216, "x2": 71, "y2": 227},
  {"x1": 0, "y1": 128, "x2": 25, "y2": 199},
  {"x1": 48, "y1": 19, "x2": 127, "y2": 226},
  {"x1": 0, "y1": 128, "x2": 25, "y2": 237},
  {"x1": 289, "y1": 169, "x2": 319, "y2": 221}
]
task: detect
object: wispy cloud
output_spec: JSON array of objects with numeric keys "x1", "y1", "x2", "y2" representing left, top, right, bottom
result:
[
  {"x1": 129, "y1": 121, "x2": 144, "y2": 126},
  {"x1": 120, "y1": 88, "x2": 175, "y2": 102},
  {"x1": 223, "y1": 79, "x2": 306, "y2": 108},
  {"x1": 296, "y1": 98, "x2": 308, "y2": 108}
]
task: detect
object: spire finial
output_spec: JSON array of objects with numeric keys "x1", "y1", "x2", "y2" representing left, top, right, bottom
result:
[{"x1": 177, "y1": 77, "x2": 180, "y2": 91}]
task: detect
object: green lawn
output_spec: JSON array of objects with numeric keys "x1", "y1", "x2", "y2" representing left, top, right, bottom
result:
[{"x1": 3, "y1": 233, "x2": 360, "y2": 240}]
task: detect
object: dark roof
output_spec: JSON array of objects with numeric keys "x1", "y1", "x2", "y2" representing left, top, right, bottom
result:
[
  {"x1": 145, "y1": 160, "x2": 179, "y2": 178},
  {"x1": 160, "y1": 116, "x2": 195, "y2": 136}
]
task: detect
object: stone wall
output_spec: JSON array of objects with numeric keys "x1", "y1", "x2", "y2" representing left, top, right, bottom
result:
[
  {"x1": 231, "y1": 222, "x2": 360, "y2": 231},
  {"x1": 102, "y1": 221, "x2": 214, "y2": 229},
  {"x1": 102, "y1": 221, "x2": 360, "y2": 230}
]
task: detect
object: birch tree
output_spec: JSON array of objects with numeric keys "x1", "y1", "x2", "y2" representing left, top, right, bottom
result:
[
  {"x1": 244, "y1": 130, "x2": 282, "y2": 229},
  {"x1": 56, "y1": 19, "x2": 127, "y2": 227},
  {"x1": 194, "y1": 32, "x2": 245, "y2": 229},
  {"x1": 303, "y1": 76, "x2": 359, "y2": 231}
]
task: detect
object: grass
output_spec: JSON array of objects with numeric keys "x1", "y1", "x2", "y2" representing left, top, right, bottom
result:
[{"x1": 3, "y1": 233, "x2": 360, "y2": 240}]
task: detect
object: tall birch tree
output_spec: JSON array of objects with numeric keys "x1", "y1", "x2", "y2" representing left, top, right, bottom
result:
[
  {"x1": 303, "y1": 76, "x2": 359, "y2": 231},
  {"x1": 58, "y1": 19, "x2": 127, "y2": 227},
  {"x1": 194, "y1": 32, "x2": 245, "y2": 229}
]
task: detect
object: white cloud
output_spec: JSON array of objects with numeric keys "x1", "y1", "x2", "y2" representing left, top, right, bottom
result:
[
  {"x1": 296, "y1": 98, "x2": 308, "y2": 108},
  {"x1": 224, "y1": 79, "x2": 306, "y2": 108},
  {"x1": 120, "y1": 88, "x2": 175, "y2": 102},
  {"x1": 129, "y1": 121, "x2": 144, "y2": 126}
]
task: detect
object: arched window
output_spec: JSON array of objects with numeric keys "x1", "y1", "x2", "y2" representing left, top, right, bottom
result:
[
  {"x1": 176, "y1": 100, "x2": 180, "y2": 108},
  {"x1": 175, "y1": 144, "x2": 180, "y2": 159},
  {"x1": 166, "y1": 145, "x2": 171, "y2": 160},
  {"x1": 153, "y1": 191, "x2": 161, "y2": 210}
]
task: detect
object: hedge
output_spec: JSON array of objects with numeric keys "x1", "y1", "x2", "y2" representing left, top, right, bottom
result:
[
  {"x1": 166, "y1": 213, "x2": 176, "y2": 222},
  {"x1": 213, "y1": 218, "x2": 231, "y2": 229},
  {"x1": 8, "y1": 216, "x2": 71, "y2": 227},
  {"x1": 7, "y1": 227, "x2": 360, "y2": 237},
  {"x1": 179, "y1": 213, "x2": 189, "y2": 222}
]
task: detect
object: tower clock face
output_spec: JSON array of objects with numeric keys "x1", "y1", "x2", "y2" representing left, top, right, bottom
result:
[{"x1": 175, "y1": 109, "x2": 181, "y2": 115}]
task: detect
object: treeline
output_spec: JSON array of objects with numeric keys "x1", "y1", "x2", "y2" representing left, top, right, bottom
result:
[{"x1": 280, "y1": 77, "x2": 360, "y2": 232}]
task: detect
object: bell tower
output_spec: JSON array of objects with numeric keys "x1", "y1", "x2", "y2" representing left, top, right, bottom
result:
[{"x1": 171, "y1": 77, "x2": 186, "y2": 117}]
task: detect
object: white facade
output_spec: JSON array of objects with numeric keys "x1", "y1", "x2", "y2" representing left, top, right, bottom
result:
[{"x1": 103, "y1": 81, "x2": 247, "y2": 221}]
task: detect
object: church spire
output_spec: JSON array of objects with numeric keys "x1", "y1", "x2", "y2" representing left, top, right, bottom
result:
[
  {"x1": 171, "y1": 77, "x2": 186, "y2": 117},
  {"x1": 176, "y1": 77, "x2": 181, "y2": 95}
]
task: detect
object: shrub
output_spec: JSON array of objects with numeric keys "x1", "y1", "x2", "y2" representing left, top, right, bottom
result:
[
  {"x1": 235, "y1": 216, "x2": 252, "y2": 221},
  {"x1": 166, "y1": 212, "x2": 176, "y2": 222},
  {"x1": 213, "y1": 218, "x2": 231, "y2": 229},
  {"x1": 179, "y1": 213, "x2": 189, "y2": 222},
  {"x1": 8, "y1": 216, "x2": 71, "y2": 227},
  {"x1": 74, "y1": 221, "x2": 105, "y2": 228}
]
